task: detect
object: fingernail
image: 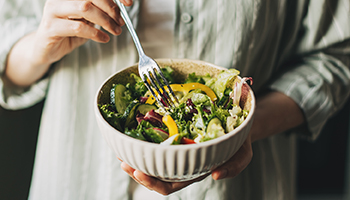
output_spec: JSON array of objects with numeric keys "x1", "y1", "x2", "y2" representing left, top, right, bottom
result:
[
  {"x1": 119, "y1": 18, "x2": 125, "y2": 26},
  {"x1": 103, "y1": 34, "x2": 110, "y2": 42},
  {"x1": 217, "y1": 169, "x2": 228, "y2": 180},
  {"x1": 133, "y1": 171, "x2": 143, "y2": 184},
  {"x1": 115, "y1": 26, "x2": 122, "y2": 35},
  {"x1": 120, "y1": 162, "x2": 128, "y2": 171},
  {"x1": 125, "y1": 0, "x2": 132, "y2": 5}
]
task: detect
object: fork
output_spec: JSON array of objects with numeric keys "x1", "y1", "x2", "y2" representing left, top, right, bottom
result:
[{"x1": 115, "y1": 1, "x2": 178, "y2": 110}]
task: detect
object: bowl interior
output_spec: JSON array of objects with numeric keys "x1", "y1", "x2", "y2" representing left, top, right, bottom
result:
[{"x1": 97, "y1": 58, "x2": 253, "y2": 112}]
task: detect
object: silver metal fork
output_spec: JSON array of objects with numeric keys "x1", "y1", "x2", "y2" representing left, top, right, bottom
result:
[{"x1": 115, "y1": 1, "x2": 178, "y2": 110}]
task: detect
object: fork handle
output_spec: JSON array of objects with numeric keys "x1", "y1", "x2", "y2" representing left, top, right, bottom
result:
[{"x1": 114, "y1": 0, "x2": 145, "y2": 56}]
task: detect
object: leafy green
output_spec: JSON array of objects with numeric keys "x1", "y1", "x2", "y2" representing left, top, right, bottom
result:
[
  {"x1": 243, "y1": 110, "x2": 249, "y2": 118},
  {"x1": 143, "y1": 128, "x2": 165, "y2": 143},
  {"x1": 99, "y1": 104, "x2": 124, "y2": 132},
  {"x1": 210, "y1": 69, "x2": 240, "y2": 99},
  {"x1": 169, "y1": 103, "x2": 187, "y2": 122},
  {"x1": 160, "y1": 66, "x2": 175, "y2": 84},
  {"x1": 178, "y1": 121, "x2": 192, "y2": 138},
  {"x1": 125, "y1": 120, "x2": 173, "y2": 143},
  {"x1": 126, "y1": 73, "x2": 148, "y2": 99},
  {"x1": 169, "y1": 103, "x2": 192, "y2": 139},
  {"x1": 192, "y1": 106, "x2": 207, "y2": 130},
  {"x1": 119, "y1": 84, "x2": 134, "y2": 101},
  {"x1": 124, "y1": 128, "x2": 147, "y2": 141},
  {"x1": 184, "y1": 73, "x2": 212, "y2": 84},
  {"x1": 125, "y1": 120, "x2": 155, "y2": 142},
  {"x1": 191, "y1": 92, "x2": 211, "y2": 107},
  {"x1": 130, "y1": 73, "x2": 148, "y2": 97},
  {"x1": 101, "y1": 66, "x2": 248, "y2": 144},
  {"x1": 110, "y1": 84, "x2": 134, "y2": 114},
  {"x1": 205, "y1": 78, "x2": 216, "y2": 89},
  {"x1": 233, "y1": 109, "x2": 249, "y2": 128},
  {"x1": 211, "y1": 106, "x2": 230, "y2": 128},
  {"x1": 189, "y1": 106, "x2": 210, "y2": 138}
]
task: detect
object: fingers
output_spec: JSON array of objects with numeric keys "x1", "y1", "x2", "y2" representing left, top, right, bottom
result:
[
  {"x1": 119, "y1": 0, "x2": 133, "y2": 7},
  {"x1": 121, "y1": 162, "x2": 209, "y2": 196},
  {"x1": 133, "y1": 170, "x2": 176, "y2": 195},
  {"x1": 41, "y1": 0, "x2": 128, "y2": 43},
  {"x1": 45, "y1": 0, "x2": 123, "y2": 36},
  {"x1": 133, "y1": 171, "x2": 209, "y2": 195},
  {"x1": 120, "y1": 139, "x2": 253, "y2": 195},
  {"x1": 52, "y1": 1, "x2": 122, "y2": 35},
  {"x1": 120, "y1": 162, "x2": 135, "y2": 176},
  {"x1": 120, "y1": 162, "x2": 142, "y2": 185},
  {"x1": 89, "y1": 0, "x2": 124, "y2": 26},
  {"x1": 211, "y1": 138, "x2": 253, "y2": 180},
  {"x1": 44, "y1": 18, "x2": 109, "y2": 43}
]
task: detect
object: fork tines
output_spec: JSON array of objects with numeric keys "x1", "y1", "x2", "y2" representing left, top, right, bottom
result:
[{"x1": 141, "y1": 66, "x2": 179, "y2": 110}]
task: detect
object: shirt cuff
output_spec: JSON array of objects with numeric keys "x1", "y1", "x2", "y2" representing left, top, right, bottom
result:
[
  {"x1": 269, "y1": 54, "x2": 350, "y2": 141},
  {"x1": 0, "y1": 17, "x2": 48, "y2": 110}
]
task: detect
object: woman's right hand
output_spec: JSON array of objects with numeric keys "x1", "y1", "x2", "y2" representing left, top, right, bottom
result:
[
  {"x1": 34, "y1": 0, "x2": 133, "y2": 66},
  {"x1": 5, "y1": 0, "x2": 133, "y2": 87}
]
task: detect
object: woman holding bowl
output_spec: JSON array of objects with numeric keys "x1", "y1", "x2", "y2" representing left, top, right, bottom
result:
[{"x1": 1, "y1": 0, "x2": 350, "y2": 199}]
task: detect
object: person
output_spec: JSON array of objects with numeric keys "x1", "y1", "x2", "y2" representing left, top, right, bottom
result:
[{"x1": 1, "y1": 0, "x2": 350, "y2": 199}]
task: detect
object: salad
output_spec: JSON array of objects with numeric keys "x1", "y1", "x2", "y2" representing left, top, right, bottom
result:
[{"x1": 99, "y1": 66, "x2": 252, "y2": 145}]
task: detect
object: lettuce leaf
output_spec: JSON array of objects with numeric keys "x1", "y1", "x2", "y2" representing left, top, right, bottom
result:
[
  {"x1": 184, "y1": 72, "x2": 211, "y2": 84},
  {"x1": 210, "y1": 69, "x2": 240, "y2": 99}
]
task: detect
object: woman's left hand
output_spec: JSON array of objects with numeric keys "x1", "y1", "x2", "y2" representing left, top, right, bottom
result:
[{"x1": 119, "y1": 134, "x2": 253, "y2": 195}]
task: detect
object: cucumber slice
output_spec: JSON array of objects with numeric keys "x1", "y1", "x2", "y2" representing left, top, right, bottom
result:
[
  {"x1": 136, "y1": 104, "x2": 157, "y2": 115},
  {"x1": 153, "y1": 128, "x2": 169, "y2": 140},
  {"x1": 124, "y1": 100, "x2": 140, "y2": 129},
  {"x1": 112, "y1": 84, "x2": 131, "y2": 114},
  {"x1": 144, "y1": 128, "x2": 168, "y2": 143}
]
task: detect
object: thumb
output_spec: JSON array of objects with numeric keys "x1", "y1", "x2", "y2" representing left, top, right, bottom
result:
[{"x1": 211, "y1": 137, "x2": 253, "y2": 180}]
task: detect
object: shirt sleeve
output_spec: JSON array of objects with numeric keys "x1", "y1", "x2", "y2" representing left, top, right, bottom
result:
[
  {"x1": 269, "y1": 0, "x2": 350, "y2": 140},
  {"x1": 0, "y1": 0, "x2": 49, "y2": 110}
]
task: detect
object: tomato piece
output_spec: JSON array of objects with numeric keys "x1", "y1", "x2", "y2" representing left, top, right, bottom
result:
[{"x1": 181, "y1": 137, "x2": 196, "y2": 144}]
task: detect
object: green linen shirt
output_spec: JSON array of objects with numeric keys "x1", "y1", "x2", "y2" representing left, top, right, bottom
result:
[{"x1": 1, "y1": 0, "x2": 350, "y2": 200}]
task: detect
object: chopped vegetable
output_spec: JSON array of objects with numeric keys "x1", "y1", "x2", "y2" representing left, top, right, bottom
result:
[
  {"x1": 99, "y1": 104, "x2": 124, "y2": 132},
  {"x1": 111, "y1": 84, "x2": 133, "y2": 114},
  {"x1": 124, "y1": 100, "x2": 140, "y2": 129},
  {"x1": 210, "y1": 69, "x2": 240, "y2": 99},
  {"x1": 181, "y1": 137, "x2": 196, "y2": 144},
  {"x1": 144, "y1": 127, "x2": 168, "y2": 143},
  {"x1": 99, "y1": 66, "x2": 251, "y2": 145},
  {"x1": 160, "y1": 66, "x2": 175, "y2": 84},
  {"x1": 129, "y1": 73, "x2": 148, "y2": 98},
  {"x1": 145, "y1": 82, "x2": 217, "y2": 104},
  {"x1": 184, "y1": 72, "x2": 211, "y2": 84},
  {"x1": 162, "y1": 115, "x2": 178, "y2": 137}
]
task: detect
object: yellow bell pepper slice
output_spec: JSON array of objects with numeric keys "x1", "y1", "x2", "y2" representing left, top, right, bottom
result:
[
  {"x1": 145, "y1": 83, "x2": 217, "y2": 104},
  {"x1": 162, "y1": 115, "x2": 178, "y2": 137}
]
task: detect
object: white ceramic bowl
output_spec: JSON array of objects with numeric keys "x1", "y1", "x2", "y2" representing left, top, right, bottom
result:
[{"x1": 94, "y1": 59, "x2": 255, "y2": 182}]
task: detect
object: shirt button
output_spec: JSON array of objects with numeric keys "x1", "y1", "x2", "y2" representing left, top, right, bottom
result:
[{"x1": 181, "y1": 13, "x2": 193, "y2": 23}]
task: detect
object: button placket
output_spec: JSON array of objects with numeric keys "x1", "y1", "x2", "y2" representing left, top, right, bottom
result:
[{"x1": 175, "y1": 0, "x2": 196, "y2": 58}]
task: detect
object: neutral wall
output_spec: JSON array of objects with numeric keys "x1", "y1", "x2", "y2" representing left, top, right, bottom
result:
[{"x1": 0, "y1": 101, "x2": 44, "y2": 200}]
